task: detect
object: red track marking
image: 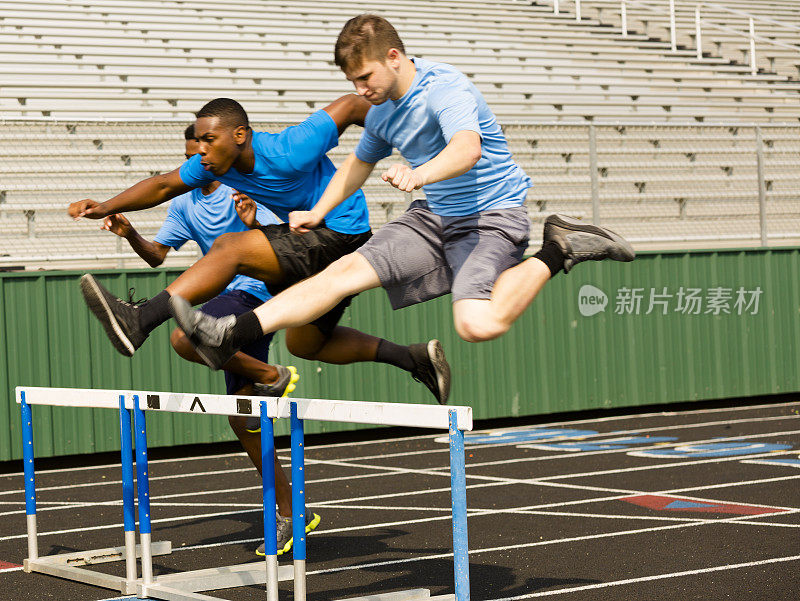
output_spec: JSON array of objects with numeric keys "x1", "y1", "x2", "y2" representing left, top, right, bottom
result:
[
  {"x1": 0, "y1": 560, "x2": 22, "y2": 570},
  {"x1": 622, "y1": 494, "x2": 788, "y2": 516}
]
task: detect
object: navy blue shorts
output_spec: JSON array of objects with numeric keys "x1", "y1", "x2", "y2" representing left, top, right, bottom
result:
[{"x1": 200, "y1": 290, "x2": 274, "y2": 394}]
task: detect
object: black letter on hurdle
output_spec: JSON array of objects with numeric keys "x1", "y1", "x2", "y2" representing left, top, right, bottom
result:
[
  {"x1": 236, "y1": 398, "x2": 252, "y2": 415},
  {"x1": 147, "y1": 394, "x2": 161, "y2": 409},
  {"x1": 190, "y1": 396, "x2": 207, "y2": 413}
]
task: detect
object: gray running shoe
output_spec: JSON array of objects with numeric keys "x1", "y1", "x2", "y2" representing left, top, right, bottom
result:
[
  {"x1": 409, "y1": 340, "x2": 451, "y2": 405},
  {"x1": 80, "y1": 274, "x2": 148, "y2": 356},
  {"x1": 168, "y1": 294, "x2": 238, "y2": 370},
  {"x1": 543, "y1": 214, "x2": 635, "y2": 273},
  {"x1": 255, "y1": 511, "x2": 321, "y2": 557}
]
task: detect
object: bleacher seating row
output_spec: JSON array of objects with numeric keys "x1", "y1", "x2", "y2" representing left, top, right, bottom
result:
[
  {"x1": 1, "y1": 119, "x2": 797, "y2": 267},
  {"x1": 0, "y1": 0, "x2": 797, "y2": 121},
  {"x1": 0, "y1": 0, "x2": 798, "y2": 268}
]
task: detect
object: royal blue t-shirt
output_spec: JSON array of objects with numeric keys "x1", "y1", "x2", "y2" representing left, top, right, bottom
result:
[
  {"x1": 154, "y1": 183, "x2": 278, "y2": 302},
  {"x1": 179, "y1": 109, "x2": 370, "y2": 235},
  {"x1": 354, "y1": 57, "x2": 532, "y2": 217}
]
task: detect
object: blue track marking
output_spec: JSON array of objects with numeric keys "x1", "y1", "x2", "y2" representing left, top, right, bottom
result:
[
  {"x1": 459, "y1": 428, "x2": 599, "y2": 445},
  {"x1": 629, "y1": 441, "x2": 793, "y2": 458}
]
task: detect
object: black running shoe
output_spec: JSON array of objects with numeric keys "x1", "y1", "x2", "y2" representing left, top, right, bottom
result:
[
  {"x1": 409, "y1": 339, "x2": 451, "y2": 405},
  {"x1": 168, "y1": 294, "x2": 239, "y2": 370},
  {"x1": 80, "y1": 274, "x2": 148, "y2": 356},
  {"x1": 543, "y1": 214, "x2": 635, "y2": 273}
]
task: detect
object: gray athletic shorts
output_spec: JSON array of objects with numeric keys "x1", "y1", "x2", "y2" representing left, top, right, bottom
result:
[{"x1": 357, "y1": 200, "x2": 530, "y2": 310}]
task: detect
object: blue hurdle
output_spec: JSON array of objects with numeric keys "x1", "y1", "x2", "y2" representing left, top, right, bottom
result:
[
  {"x1": 18, "y1": 388, "x2": 172, "y2": 594},
  {"x1": 17, "y1": 386, "x2": 473, "y2": 601}
]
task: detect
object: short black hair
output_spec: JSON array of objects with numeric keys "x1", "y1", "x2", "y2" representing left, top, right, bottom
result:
[
  {"x1": 184, "y1": 123, "x2": 196, "y2": 140},
  {"x1": 196, "y1": 98, "x2": 250, "y2": 130}
]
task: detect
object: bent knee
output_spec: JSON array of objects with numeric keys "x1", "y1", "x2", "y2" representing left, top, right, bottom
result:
[
  {"x1": 285, "y1": 326, "x2": 325, "y2": 361},
  {"x1": 207, "y1": 231, "x2": 244, "y2": 254},
  {"x1": 170, "y1": 328, "x2": 194, "y2": 358},
  {"x1": 454, "y1": 316, "x2": 509, "y2": 343}
]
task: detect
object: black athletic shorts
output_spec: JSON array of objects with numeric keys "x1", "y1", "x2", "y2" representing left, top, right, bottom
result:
[{"x1": 257, "y1": 222, "x2": 372, "y2": 336}]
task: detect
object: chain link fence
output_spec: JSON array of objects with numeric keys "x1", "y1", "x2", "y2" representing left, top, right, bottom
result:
[{"x1": 0, "y1": 119, "x2": 798, "y2": 270}]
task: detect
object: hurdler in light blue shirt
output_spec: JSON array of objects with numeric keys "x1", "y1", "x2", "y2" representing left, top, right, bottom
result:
[
  {"x1": 354, "y1": 57, "x2": 532, "y2": 217},
  {"x1": 154, "y1": 183, "x2": 279, "y2": 302}
]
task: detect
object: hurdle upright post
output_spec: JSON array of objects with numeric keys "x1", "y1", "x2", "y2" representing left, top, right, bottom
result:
[
  {"x1": 449, "y1": 410, "x2": 470, "y2": 601},
  {"x1": 261, "y1": 400, "x2": 279, "y2": 601},
  {"x1": 133, "y1": 394, "x2": 154, "y2": 587},
  {"x1": 290, "y1": 401, "x2": 307, "y2": 601},
  {"x1": 20, "y1": 390, "x2": 38, "y2": 563},
  {"x1": 119, "y1": 395, "x2": 137, "y2": 584}
]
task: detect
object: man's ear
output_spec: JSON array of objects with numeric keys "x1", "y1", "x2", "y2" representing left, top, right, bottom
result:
[
  {"x1": 233, "y1": 125, "x2": 249, "y2": 145},
  {"x1": 386, "y1": 47, "x2": 401, "y2": 67}
]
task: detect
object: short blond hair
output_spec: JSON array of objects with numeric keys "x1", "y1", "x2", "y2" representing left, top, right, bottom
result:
[{"x1": 334, "y1": 14, "x2": 406, "y2": 71}]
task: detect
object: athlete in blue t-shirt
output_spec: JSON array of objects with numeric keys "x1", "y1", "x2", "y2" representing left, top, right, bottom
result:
[
  {"x1": 168, "y1": 15, "x2": 634, "y2": 372},
  {"x1": 97, "y1": 124, "x2": 313, "y2": 555},
  {"x1": 68, "y1": 95, "x2": 451, "y2": 405}
]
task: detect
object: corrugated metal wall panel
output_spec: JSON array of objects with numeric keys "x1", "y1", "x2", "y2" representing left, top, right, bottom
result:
[{"x1": 1, "y1": 248, "x2": 798, "y2": 461}]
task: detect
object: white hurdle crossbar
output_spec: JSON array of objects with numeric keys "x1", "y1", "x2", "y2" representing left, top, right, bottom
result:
[
  {"x1": 17, "y1": 386, "x2": 473, "y2": 601},
  {"x1": 17, "y1": 387, "x2": 172, "y2": 594}
]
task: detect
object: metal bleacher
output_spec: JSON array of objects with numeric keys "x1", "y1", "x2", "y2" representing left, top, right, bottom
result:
[{"x1": 0, "y1": 0, "x2": 798, "y2": 268}]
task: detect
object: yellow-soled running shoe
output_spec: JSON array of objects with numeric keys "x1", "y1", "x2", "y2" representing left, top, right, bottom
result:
[
  {"x1": 246, "y1": 366, "x2": 300, "y2": 433},
  {"x1": 256, "y1": 511, "x2": 321, "y2": 557}
]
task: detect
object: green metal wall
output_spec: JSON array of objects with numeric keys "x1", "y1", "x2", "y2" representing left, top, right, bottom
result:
[{"x1": 2, "y1": 247, "x2": 799, "y2": 461}]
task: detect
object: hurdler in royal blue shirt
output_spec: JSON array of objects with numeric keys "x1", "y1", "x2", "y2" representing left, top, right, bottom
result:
[{"x1": 179, "y1": 109, "x2": 370, "y2": 235}]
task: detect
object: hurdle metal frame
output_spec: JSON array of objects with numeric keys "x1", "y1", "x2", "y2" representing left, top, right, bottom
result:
[{"x1": 17, "y1": 386, "x2": 473, "y2": 601}]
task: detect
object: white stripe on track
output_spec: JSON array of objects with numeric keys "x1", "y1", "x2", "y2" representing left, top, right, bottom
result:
[
  {"x1": 2, "y1": 401, "x2": 796, "y2": 480},
  {"x1": 487, "y1": 554, "x2": 800, "y2": 599},
  {"x1": 317, "y1": 413, "x2": 800, "y2": 463}
]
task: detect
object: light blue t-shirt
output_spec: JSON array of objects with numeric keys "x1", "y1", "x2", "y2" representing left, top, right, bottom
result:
[
  {"x1": 354, "y1": 57, "x2": 532, "y2": 217},
  {"x1": 154, "y1": 183, "x2": 278, "y2": 302},
  {"x1": 179, "y1": 109, "x2": 370, "y2": 235}
]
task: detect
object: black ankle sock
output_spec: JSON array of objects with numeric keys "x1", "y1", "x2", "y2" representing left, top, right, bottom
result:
[
  {"x1": 375, "y1": 339, "x2": 415, "y2": 373},
  {"x1": 230, "y1": 311, "x2": 264, "y2": 349},
  {"x1": 533, "y1": 240, "x2": 565, "y2": 277},
  {"x1": 138, "y1": 290, "x2": 172, "y2": 333}
]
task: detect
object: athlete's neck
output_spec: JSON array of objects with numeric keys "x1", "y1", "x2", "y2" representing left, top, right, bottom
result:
[
  {"x1": 391, "y1": 56, "x2": 418, "y2": 101},
  {"x1": 232, "y1": 130, "x2": 255, "y2": 174},
  {"x1": 201, "y1": 180, "x2": 221, "y2": 196}
]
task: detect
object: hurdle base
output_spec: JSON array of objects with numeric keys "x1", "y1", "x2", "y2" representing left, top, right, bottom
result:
[
  {"x1": 139, "y1": 561, "x2": 293, "y2": 600},
  {"x1": 24, "y1": 540, "x2": 172, "y2": 594},
  {"x1": 333, "y1": 589, "x2": 456, "y2": 601}
]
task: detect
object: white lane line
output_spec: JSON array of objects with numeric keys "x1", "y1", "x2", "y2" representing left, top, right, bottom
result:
[
  {"x1": 309, "y1": 449, "x2": 796, "y2": 507},
  {"x1": 9, "y1": 448, "x2": 786, "y2": 523},
  {"x1": 317, "y1": 413, "x2": 800, "y2": 463},
  {"x1": 3, "y1": 401, "x2": 796, "y2": 480},
  {"x1": 487, "y1": 554, "x2": 800, "y2": 599},
  {"x1": 429, "y1": 426, "x2": 800, "y2": 472},
  {"x1": 0, "y1": 451, "x2": 249, "y2": 479},
  {"x1": 3, "y1": 412, "x2": 797, "y2": 502},
  {"x1": 0, "y1": 466, "x2": 257, "y2": 497},
  {"x1": 0, "y1": 466, "x2": 402, "y2": 513},
  {"x1": 300, "y1": 512, "x2": 800, "y2": 579}
]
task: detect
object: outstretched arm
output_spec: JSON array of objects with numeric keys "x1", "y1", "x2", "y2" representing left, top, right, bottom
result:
[
  {"x1": 68, "y1": 168, "x2": 192, "y2": 220},
  {"x1": 102, "y1": 214, "x2": 171, "y2": 267},
  {"x1": 289, "y1": 152, "x2": 375, "y2": 233},
  {"x1": 322, "y1": 94, "x2": 371, "y2": 134}
]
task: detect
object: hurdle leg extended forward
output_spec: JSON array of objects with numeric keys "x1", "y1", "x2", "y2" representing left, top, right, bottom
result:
[
  {"x1": 20, "y1": 391, "x2": 169, "y2": 594},
  {"x1": 136, "y1": 396, "x2": 291, "y2": 601}
]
